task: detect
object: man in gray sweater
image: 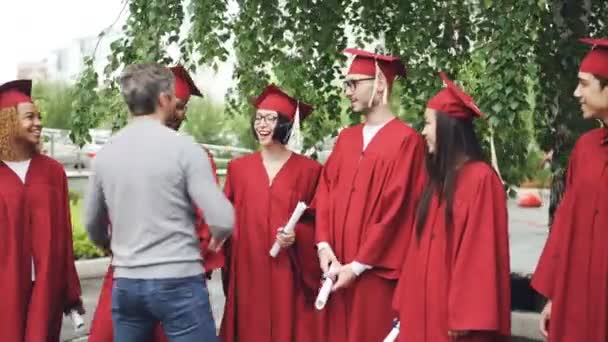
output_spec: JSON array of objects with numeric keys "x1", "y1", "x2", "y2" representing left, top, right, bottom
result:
[{"x1": 84, "y1": 63, "x2": 234, "y2": 342}]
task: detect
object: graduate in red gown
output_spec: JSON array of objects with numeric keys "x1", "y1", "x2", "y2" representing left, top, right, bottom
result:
[
  {"x1": 313, "y1": 49, "x2": 426, "y2": 342},
  {"x1": 0, "y1": 79, "x2": 83, "y2": 341},
  {"x1": 531, "y1": 38, "x2": 608, "y2": 342},
  {"x1": 393, "y1": 72, "x2": 511, "y2": 342},
  {"x1": 220, "y1": 84, "x2": 322, "y2": 342},
  {"x1": 89, "y1": 65, "x2": 223, "y2": 342}
]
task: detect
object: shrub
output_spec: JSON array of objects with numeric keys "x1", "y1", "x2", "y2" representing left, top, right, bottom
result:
[{"x1": 70, "y1": 198, "x2": 106, "y2": 260}]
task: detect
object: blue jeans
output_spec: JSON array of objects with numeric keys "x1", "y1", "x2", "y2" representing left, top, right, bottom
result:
[{"x1": 111, "y1": 275, "x2": 217, "y2": 342}]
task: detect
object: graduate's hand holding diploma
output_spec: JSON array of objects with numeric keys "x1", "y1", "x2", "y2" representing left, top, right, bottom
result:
[
  {"x1": 315, "y1": 262, "x2": 341, "y2": 310},
  {"x1": 270, "y1": 202, "x2": 307, "y2": 257},
  {"x1": 276, "y1": 227, "x2": 296, "y2": 248},
  {"x1": 330, "y1": 263, "x2": 357, "y2": 291},
  {"x1": 318, "y1": 246, "x2": 338, "y2": 274}
]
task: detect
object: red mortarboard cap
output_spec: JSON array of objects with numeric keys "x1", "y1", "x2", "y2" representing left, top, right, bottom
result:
[
  {"x1": 169, "y1": 65, "x2": 202, "y2": 102},
  {"x1": 344, "y1": 48, "x2": 406, "y2": 86},
  {"x1": 426, "y1": 72, "x2": 484, "y2": 120},
  {"x1": 579, "y1": 38, "x2": 608, "y2": 78},
  {"x1": 253, "y1": 84, "x2": 313, "y2": 121},
  {"x1": 0, "y1": 80, "x2": 33, "y2": 110}
]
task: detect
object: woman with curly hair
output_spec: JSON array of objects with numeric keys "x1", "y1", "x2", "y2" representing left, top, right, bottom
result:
[{"x1": 0, "y1": 79, "x2": 83, "y2": 341}]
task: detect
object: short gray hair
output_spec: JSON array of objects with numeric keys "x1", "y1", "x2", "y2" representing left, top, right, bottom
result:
[{"x1": 119, "y1": 63, "x2": 175, "y2": 116}]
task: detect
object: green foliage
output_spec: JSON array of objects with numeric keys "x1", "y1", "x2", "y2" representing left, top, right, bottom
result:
[
  {"x1": 32, "y1": 81, "x2": 75, "y2": 130},
  {"x1": 182, "y1": 97, "x2": 230, "y2": 145},
  {"x1": 531, "y1": 0, "x2": 608, "y2": 221},
  {"x1": 68, "y1": 0, "x2": 607, "y2": 216},
  {"x1": 222, "y1": 111, "x2": 258, "y2": 151},
  {"x1": 70, "y1": 198, "x2": 105, "y2": 260}
]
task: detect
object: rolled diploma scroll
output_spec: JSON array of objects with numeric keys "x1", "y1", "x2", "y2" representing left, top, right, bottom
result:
[
  {"x1": 69, "y1": 310, "x2": 85, "y2": 331},
  {"x1": 315, "y1": 264, "x2": 340, "y2": 310},
  {"x1": 383, "y1": 321, "x2": 400, "y2": 342},
  {"x1": 269, "y1": 201, "x2": 308, "y2": 258}
]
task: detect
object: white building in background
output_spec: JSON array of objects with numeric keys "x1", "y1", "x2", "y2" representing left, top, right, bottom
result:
[
  {"x1": 46, "y1": 29, "x2": 120, "y2": 82},
  {"x1": 17, "y1": 60, "x2": 49, "y2": 81},
  {"x1": 37, "y1": 28, "x2": 234, "y2": 103}
]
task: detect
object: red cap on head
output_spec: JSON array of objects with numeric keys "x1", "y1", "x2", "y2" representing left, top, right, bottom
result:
[
  {"x1": 253, "y1": 84, "x2": 313, "y2": 121},
  {"x1": 0, "y1": 80, "x2": 32, "y2": 110},
  {"x1": 344, "y1": 48, "x2": 406, "y2": 86},
  {"x1": 169, "y1": 65, "x2": 202, "y2": 102},
  {"x1": 579, "y1": 38, "x2": 608, "y2": 78},
  {"x1": 427, "y1": 72, "x2": 484, "y2": 120}
]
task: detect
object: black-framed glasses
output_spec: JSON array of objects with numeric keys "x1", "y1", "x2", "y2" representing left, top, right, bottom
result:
[
  {"x1": 254, "y1": 114, "x2": 278, "y2": 125},
  {"x1": 343, "y1": 77, "x2": 376, "y2": 91}
]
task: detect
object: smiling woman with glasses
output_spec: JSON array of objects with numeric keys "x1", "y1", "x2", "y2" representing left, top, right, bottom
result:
[{"x1": 221, "y1": 84, "x2": 324, "y2": 342}]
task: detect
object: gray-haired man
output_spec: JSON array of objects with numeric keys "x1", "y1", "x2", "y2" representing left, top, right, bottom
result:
[{"x1": 84, "y1": 63, "x2": 234, "y2": 342}]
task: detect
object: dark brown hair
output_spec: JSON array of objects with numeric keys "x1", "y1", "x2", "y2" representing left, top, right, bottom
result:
[{"x1": 415, "y1": 111, "x2": 484, "y2": 237}]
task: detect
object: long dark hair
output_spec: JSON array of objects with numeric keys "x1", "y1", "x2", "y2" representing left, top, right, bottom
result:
[
  {"x1": 250, "y1": 112, "x2": 294, "y2": 144},
  {"x1": 416, "y1": 111, "x2": 483, "y2": 237}
]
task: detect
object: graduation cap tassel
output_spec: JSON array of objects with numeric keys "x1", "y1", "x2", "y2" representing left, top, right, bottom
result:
[
  {"x1": 368, "y1": 59, "x2": 381, "y2": 108},
  {"x1": 287, "y1": 101, "x2": 303, "y2": 154},
  {"x1": 382, "y1": 84, "x2": 388, "y2": 105},
  {"x1": 489, "y1": 125, "x2": 504, "y2": 184}
]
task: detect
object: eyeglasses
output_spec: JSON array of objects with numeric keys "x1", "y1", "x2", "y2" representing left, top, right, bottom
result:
[
  {"x1": 343, "y1": 77, "x2": 376, "y2": 91},
  {"x1": 254, "y1": 115, "x2": 278, "y2": 125}
]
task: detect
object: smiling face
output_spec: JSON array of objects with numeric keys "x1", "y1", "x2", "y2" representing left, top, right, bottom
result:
[
  {"x1": 15, "y1": 102, "x2": 42, "y2": 147},
  {"x1": 253, "y1": 109, "x2": 280, "y2": 147},
  {"x1": 574, "y1": 72, "x2": 608, "y2": 120},
  {"x1": 421, "y1": 108, "x2": 437, "y2": 154},
  {"x1": 343, "y1": 74, "x2": 377, "y2": 113}
]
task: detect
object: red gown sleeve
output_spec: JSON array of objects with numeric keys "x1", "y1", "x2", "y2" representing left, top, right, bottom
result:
[
  {"x1": 221, "y1": 162, "x2": 235, "y2": 294},
  {"x1": 531, "y1": 143, "x2": 578, "y2": 299},
  {"x1": 447, "y1": 171, "x2": 510, "y2": 335},
  {"x1": 314, "y1": 134, "x2": 342, "y2": 245},
  {"x1": 354, "y1": 133, "x2": 426, "y2": 273},
  {"x1": 291, "y1": 163, "x2": 323, "y2": 299},
  {"x1": 197, "y1": 149, "x2": 225, "y2": 273},
  {"x1": 61, "y1": 172, "x2": 83, "y2": 313}
]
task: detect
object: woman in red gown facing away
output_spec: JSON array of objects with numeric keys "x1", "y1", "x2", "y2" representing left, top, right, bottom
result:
[
  {"x1": 0, "y1": 79, "x2": 83, "y2": 342},
  {"x1": 220, "y1": 84, "x2": 323, "y2": 342},
  {"x1": 393, "y1": 72, "x2": 511, "y2": 342}
]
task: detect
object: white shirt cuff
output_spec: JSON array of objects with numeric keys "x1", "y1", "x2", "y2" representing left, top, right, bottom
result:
[
  {"x1": 317, "y1": 242, "x2": 332, "y2": 254},
  {"x1": 351, "y1": 261, "x2": 372, "y2": 276}
]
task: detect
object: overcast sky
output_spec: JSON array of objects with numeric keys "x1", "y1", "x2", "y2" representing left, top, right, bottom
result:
[{"x1": 0, "y1": 0, "x2": 125, "y2": 83}]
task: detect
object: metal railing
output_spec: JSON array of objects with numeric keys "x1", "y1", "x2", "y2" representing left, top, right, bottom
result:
[{"x1": 45, "y1": 125, "x2": 254, "y2": 177}]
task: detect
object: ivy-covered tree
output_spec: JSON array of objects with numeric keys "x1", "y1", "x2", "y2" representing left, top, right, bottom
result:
[
  {"x1": 533, "y1": 0, "x2": 608, "y2": 224},
  {"x1": 33, "y1": 81, "x2": 75, "y2": 130},
  {"x1": 70, "y1": 0, "x2": 607, "y2": 221}
]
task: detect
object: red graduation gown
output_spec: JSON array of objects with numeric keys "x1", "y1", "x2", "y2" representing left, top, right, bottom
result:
[
  {"x1": 0, "y1": 154, "x2": 82, "y2": 342},
  {"x1": 220, "y1": 152, "x2": 322, "y2": 342},
  {"x1": 197, "y1": 148, "x2": 225, "y2": 273},
  {"x1": 314, "y1": 118, "x2": 426, "y2": 342},
  {"x1": 89, "y1": 148, "x2": 223, "y2": 342},
  {"x1": 531, "y1": 128, "x2": 608, "y2": 342},
  {"x1": 393, "y1": 161, "x2": 511, "y2": 342}
]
